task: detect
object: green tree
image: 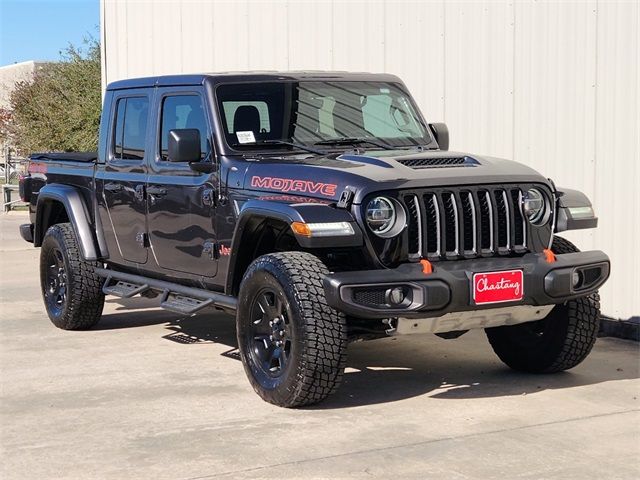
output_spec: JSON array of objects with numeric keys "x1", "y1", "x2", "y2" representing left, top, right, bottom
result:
[{"x1": 9, "y1": 39, "x2": 101, "y2": 154}]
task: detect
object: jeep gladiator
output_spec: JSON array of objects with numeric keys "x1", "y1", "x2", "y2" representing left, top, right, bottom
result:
[{"x1": 19, "y1": 72, "x2": 610, "y2": 407}]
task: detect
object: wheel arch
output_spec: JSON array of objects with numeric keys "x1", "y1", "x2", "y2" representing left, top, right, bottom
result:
[
  {"x1": 225, "y1": 200, "x2": 362, "y2": 296},
  {"x1": 554, "y1": 187, "x2": 598, "y2": 232},
  {"x1": 226, "y1": 209, "x2": 300, "y2": 296},
  {"x1": 34, "y1": 184, "x2": 100, "y2": 261}
]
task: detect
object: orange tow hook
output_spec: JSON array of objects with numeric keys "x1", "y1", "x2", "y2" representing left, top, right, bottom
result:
[
  {"x1": 420, "y1": 258, "x2": 433, "y2": 274},
  {"x1": 543, "y1": 248, "x2": 557, "y2": 263}
]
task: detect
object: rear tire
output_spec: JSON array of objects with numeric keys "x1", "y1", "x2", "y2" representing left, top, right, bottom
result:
[
  {"x1": 40, "y1": 223, "x2": 104, "y2": 330},
  {"x1": 236, "y1": 252, "x2": 347, "y2": 407},
  {"x1": 485, "y1": 236, "x2": 600, "y2": 373}
]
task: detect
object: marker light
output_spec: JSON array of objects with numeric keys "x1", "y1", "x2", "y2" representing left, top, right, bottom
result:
[{"x1": 291, "y1": 221, "x2": 355, "y2": 237}]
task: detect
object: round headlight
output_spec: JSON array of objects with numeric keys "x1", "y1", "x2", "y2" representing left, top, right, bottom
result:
[
  {"x1": 365, "y1": 197, "x2": 406, "y2": 238},
  {"x1": 522, "y1": 188, "x2": 549, "y2": 225}
]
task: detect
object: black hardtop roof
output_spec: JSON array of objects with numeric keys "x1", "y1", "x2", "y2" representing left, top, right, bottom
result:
[{"x1": 106, "y1": 71, "x2": 404, "y2": 91}]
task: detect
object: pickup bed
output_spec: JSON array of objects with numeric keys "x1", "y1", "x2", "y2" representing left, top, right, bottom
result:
[{"x1": 19, "y1": 72, "x2": 610, "y2": 407}]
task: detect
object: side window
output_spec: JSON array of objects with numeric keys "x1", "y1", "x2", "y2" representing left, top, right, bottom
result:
[
  {"x1": 160, "y1": 95, "x2": 209, "y2": 161},
  {"x1": 112, "y1": 97, "x2": 149, "y2": 160}
]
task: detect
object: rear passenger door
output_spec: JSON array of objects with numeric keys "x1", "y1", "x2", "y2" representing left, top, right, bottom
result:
[
  {"x1": 146, "y1": 88, "x2": 218, "y2": 278},
  {"x1": 96, "y1": 92, "x2": 150, "y2": 265}
]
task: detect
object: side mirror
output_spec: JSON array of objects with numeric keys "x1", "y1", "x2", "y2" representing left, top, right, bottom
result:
[
  {"x1": 168, "y1": 129, "x2": 201, "y2": 162},
  {"x1": 429, "y1": 123, "x2": 449, "y2": 151}
]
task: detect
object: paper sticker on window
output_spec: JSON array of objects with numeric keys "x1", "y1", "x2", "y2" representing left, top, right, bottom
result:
[{"x1": 236, "y1": 131, "x2": 256, "y2": 144}]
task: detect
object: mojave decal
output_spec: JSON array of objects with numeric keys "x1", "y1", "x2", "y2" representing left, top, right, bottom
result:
[{"x1": 250, "y1": 176, "x2": 338, "y2": 197}]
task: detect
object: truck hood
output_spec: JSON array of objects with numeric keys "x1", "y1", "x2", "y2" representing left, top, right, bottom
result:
[{"x1": 237, "y1": 149, "x2": 551, "y2": 204}]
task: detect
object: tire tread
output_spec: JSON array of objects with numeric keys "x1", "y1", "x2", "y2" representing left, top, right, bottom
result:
[
  {"x1": 41, "y1": 223, "x2": 104, "y2": 330},
  {"x1": 238, "y1": 252, "x2": 347, "y2": 407},
  {"x1": 486, "y1": 236, "x2": 600, "y2": 373}
]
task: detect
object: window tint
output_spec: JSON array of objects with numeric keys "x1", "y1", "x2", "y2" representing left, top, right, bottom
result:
[
  {"x1": 362, "y1": 94, "x2": 423, "y2": 138},
  {"x1": 216, "y1": 82, "x2": 430, "y2": 149},
  {"x1": 160, "y1": 95, "x2": 209, "y2": 160},
  {"x1": 222, "y1": 101, "x2": 271, "y2": 133},
  {"x1": 113, "y1": 97, "x2": 149, "y2": 160}
]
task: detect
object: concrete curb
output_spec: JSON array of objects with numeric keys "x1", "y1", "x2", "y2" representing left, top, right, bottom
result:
[{"x1": 599, "y1": 316, "x2": 639, "y2": 342}]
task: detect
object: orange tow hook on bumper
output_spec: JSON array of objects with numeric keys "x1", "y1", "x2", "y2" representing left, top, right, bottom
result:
[
  {"x1": 543, "y1": 248, "x2": 557, "y2": 263},
  {"x1": 420, "y1": 259, "x2": 433, "y2": 274}
]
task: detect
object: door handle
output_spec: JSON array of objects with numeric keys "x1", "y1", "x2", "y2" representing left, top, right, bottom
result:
[
  {"x1": 104, "y1": 182, "x2": 123, "y2": 193},
  {"x1": 202, "y1": 188, "x2": 216, "y2": 207},
  {"x1": 147, "y1": 186, "x2": 167, "y2": 197},
  {"x1": 134, "y1": 184, "x2": 146, "y2": 202}
]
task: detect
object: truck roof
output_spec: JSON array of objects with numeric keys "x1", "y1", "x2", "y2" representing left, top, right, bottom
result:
[{"x1": 106, "y1": 71, "x2": 404, "y2": 91}]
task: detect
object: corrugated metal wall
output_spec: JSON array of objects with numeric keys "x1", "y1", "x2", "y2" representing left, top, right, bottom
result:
[{"x1": 101, "y1": 0, "x2": 639, "y2": 319}]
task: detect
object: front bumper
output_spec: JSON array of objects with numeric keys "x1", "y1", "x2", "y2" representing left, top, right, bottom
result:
[{"x1": 323, "y1": 250, "x2": 610, "y2": 319}]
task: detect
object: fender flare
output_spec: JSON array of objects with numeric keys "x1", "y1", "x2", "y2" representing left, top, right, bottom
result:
[
  {"x1": 555, "y1": 187, "x2": 598, "y2": 232},
  {"x1": 225, "y1": 199, "x2": 362, "y2": 294},
  {"x1": 34, "y1": 184, "x2": 99, "y2": 261}
]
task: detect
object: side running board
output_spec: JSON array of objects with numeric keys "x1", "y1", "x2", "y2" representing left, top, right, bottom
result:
[{"x1": 96, "y1": 267, "x2": 237, "y2": 316}]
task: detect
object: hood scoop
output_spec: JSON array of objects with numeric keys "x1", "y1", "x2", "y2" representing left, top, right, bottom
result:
[{"x1": 396, "y1": 155, "x2": 480, "y2": 169}]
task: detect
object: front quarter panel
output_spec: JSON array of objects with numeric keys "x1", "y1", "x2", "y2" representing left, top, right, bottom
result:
[{"x1": 224, "y1": 197, "x2": 363, "y2": 293}]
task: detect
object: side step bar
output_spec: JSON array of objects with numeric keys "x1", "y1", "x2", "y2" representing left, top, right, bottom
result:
[{"x1": 95, "y1": 267, "x2": 237, "y2": 315}]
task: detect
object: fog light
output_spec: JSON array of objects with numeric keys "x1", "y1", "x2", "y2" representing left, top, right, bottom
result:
[
  {"x1": 386, "y1": 287, "x2": 406, "y2": 306},
  {"x1": 572, "y1": 270, "x2": 583, "y2": 288}
]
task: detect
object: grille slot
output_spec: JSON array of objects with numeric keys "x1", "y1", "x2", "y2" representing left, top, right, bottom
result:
[
  {"x1": 403, "y1": 186, "x2": 528, "y2": 261},
  {"x1": 493, "y1": 190, "x2": 510, "y2": 253},
  {"x1": 423, "y1": 193, "x2": 441, "y2": 258},
  {"x1": 442, "y1": 193, "x2": 459, "y2": 256},
  {"x1": 478, "y1": 191, "x2": 493, "y2": 253},
  {"x1": 460, "y1": 191, "x2": 476, "y2": 255},
  {"x1": 511, "y1": 189, "x2": 526, "y2": 251},
  {"x1": 404, "y1": 195, "x2": 421, "y2": 259}
]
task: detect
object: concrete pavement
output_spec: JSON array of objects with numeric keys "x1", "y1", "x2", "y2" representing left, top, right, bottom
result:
[{"x1": 1, "y1": 212, "x2": 638, "y2": 479}]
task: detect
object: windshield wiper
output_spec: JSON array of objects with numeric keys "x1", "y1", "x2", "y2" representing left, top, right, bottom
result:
[
  {"x1": 231, "y1": 140, "x2": 327, "y2": 155},
  {"x1": 314, "y1": 137, "x2": 395, "y2": 150}
]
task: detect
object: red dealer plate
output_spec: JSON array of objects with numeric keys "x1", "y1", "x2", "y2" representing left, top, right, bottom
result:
[{"x1": 472, "y1": 269, "x2": 524, "y2": 305}]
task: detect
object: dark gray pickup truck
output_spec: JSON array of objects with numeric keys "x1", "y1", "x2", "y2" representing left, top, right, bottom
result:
[{"x1": 19, "y1": 72, "x2": 610, "y2": 407}]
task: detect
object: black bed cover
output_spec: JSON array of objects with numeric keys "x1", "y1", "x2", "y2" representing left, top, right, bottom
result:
[{"x1": 30, "y1": 152, "x2": 97, "y2": 162}]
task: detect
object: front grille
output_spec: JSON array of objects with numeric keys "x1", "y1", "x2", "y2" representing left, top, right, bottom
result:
[{"x1": 402, "y1": 186, "x2": 528, "y2": 261}]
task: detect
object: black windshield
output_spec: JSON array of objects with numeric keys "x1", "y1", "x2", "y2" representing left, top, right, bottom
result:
[{"x1": 216, "y1": 81, "x2": 433, "y2": 152}]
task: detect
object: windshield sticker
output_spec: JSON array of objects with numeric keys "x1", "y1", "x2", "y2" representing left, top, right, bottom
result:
[
  {"x1": 251, "y1": 176, "x2": 337, "y2": 197},
  {"x1": 236, "y1": 131, "x2": 256, "y2": 144}
]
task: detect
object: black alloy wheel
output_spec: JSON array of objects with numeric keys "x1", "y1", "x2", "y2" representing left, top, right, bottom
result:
[
  {"x1": 39, "y1": 223, "x2": 104, "y2": 330},
  {"x1": 236, "y1": 252, "x2": 348, "y2": 407},
  {"x1": 247, "y1": 287, "x2": 294, "y2": 379},
  {"x1": 44, "y1": 246, "x2": 68, "y2": 317}
]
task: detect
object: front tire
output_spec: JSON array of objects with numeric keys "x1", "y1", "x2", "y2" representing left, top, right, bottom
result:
[
  {"x1": 485, "y1": 236, "x2": 601, "y2": 373},
  {"x1": 40, "y1": 223, "x2": 105, "y2": 330},
  {"x1": 236, "y1": 252, "x2": 347, "y2": 407}
]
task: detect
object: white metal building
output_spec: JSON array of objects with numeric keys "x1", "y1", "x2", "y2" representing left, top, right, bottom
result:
[{"x1": 100, "y1": 0, "x2": 639, "y2": 320}]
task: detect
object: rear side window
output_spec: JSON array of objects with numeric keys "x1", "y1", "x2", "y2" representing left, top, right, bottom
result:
[
  {"x1": 160, "y1": 95, "x2": 209, "y2": 160},
  {"x1": 113, "y1": 97, "x2": 149, "y2": 160}
]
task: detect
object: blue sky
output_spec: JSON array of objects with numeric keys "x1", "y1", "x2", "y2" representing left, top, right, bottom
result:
[{"x1": 0, "y1": 0, "x2": 99, "y2": 66}]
